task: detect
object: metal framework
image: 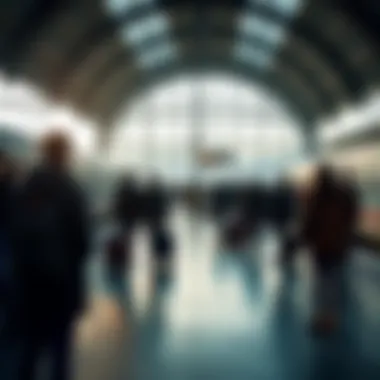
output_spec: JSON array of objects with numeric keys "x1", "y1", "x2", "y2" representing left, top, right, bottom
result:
[{"x1": 0, "y1": 0, "x2": 380, "y2": 134}]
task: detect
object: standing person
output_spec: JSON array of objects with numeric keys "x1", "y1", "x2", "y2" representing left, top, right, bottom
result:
[
  {"x1": 301, "y1": 165, "x2": 358, "y2": 334},
  {"x1": 273, "y1": 178, "x2": 298, "y2": 264},
  {"x1": 0, "y1": 151, "x2": 17, "y2": 320},
  {"x1": 106, "y1": 175, "x2": 141, "y2": 296},
  {"x1": 11, "y1": 130, "x2": 90, "y2": 380},
  {"x1": 113, "y1": 175, "x2": 141, "y2": 233},
  {"x1": 143, "y1": 178, "x2": 173, "y2": 273}
]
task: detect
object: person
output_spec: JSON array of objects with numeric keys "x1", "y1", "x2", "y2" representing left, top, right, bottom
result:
[
  {"x1": 113, "y1": 175, "x2": 141, "y2": 232},
  {"x1": 0, "y1": 151, "x2": 16, "y2": 320},
  {"x1": 104, "y1": 176, "x2": 140, "y2": 298},
  {"x1": 143, "y1": 178, "x2": 173, "y2": 272},
  {"x1": 143, "y1": 177, "x2": 168, "y2": 231},
  {"x1": 272, "y1": 178, "x2": 298, "y2": 264},
  {"x1": 10, "y1": 130, "x2": 90, "y2": 380},
  {"x1": 301, "y1": 164, "x2": 358, "y2": 334}
]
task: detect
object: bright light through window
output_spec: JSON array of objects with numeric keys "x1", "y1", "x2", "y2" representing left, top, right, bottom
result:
[
  {"x1": 318, "y1": 90, "x2": 380, "y2": 142},
  {"x1": 0, "y1": 77, "x2": 97, "y2": 162},
  {"x1": 110, "y1": 74, "x2": 303, "y2": 184}
]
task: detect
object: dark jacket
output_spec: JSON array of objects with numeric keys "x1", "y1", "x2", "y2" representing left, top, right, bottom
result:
[
  {"x1": 143, "y1": 186, "x2": 168, "y2": 229},
  {"x1": 12, "y1": 166, "x2": 90, "y2": 330},
  {"x1": 113, "y1": 180, "x2": 141, "y2": 229},
  {"x1": 303, "y1": 176, "x2": 358, "y2": 261}
]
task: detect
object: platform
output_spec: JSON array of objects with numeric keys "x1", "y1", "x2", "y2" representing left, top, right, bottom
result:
[{"x1": 75, "y1": 208, "x2": 380, "y2": 380}]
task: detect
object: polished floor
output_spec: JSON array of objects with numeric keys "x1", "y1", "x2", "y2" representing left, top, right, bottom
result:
[{"x1": 75, "y1": 207, "x2": 380, "y2": 380}]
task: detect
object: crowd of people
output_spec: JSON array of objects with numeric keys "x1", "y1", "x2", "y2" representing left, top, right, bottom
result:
[
  {"x1": 216, "y1": 166, "x2": 359, "y2": 334},
  {"x1": 0, "y1": 128, "x2": 361, "y2": 379}
]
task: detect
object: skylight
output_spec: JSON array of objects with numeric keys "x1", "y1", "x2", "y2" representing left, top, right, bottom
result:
[
  {"x1": 138, "y1": 43, "x2": 177, "y2": 69},
  {"x1": 236, "y1": 0, "x2": 304, "y2": 71},
  {"x1": 238, "y1": 14, "x2": 285, "y2": 46},
  {"x1": 121, "y1": 13, "x2": 169, "y2": 46},
  {"x1": 105, "y1": 0, "x2": 154, "y2": 16},
  {"x1": 252, "y1": 0, "x2": 304, "y2": 17},
  {"x1": 234, "y1": 42, "x2": 272, "y2": 68}
]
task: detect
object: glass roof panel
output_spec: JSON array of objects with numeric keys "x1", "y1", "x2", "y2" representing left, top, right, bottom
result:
[
  {"x1": 252, "y1": 0, "x2": 304, "y2": 17},
  {"x1": 238, "y1": 13, "x2": 285, "y2": 46},
  {"x1": 121, "y1": 13, "x2": 169, "y2": 45},
  {"x1": 138, "y1": 43, "x2": 177, "y2": 69},
  {"x1": 105, "y1": 0, "x2": 154, "y2": 16},
  {"x1": 234, "y1": 42, "x2": 272, "y2": 68}
]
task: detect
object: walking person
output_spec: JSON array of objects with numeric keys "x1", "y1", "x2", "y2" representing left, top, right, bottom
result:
[
  {"x1": 10, "y1": 130, "x2": 90, "y2": 380},
  {"x1": 301, "y1": 165, "x2": 358, "y2": 334}
]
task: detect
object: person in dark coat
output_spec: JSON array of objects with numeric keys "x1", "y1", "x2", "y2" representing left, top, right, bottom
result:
[
  {"x1": 113, "y1": 175, "x2": 141, "y2": 232},
  {"x1": 0, "y1": 151, "x2": 16, "y2": 318},
  {"x1": 9, "y1": 130, "x2": 90, "y2": 380},
  {"x1": 143, "y1": 178, "x2": 173, "y2": 270},
  {"x1": 272, "y1": 178, "x2": 298, "y2": 264},
  {"x1": 143, "y1": 177, "x2": 168, "y2": 231},
  {"x1": 301, "y1": 165, "x2": 358, "y2": 334},
  {"x1": 106, "y1": 175, "x2": 141, "y2": 296}
]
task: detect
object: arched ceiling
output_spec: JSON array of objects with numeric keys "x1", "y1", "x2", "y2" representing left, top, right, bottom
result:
[{"x1": 0, "y1": 0, "x2": 380, "y2": 132}]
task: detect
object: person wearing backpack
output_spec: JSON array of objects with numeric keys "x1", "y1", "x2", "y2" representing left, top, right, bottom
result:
[
  {"x1": 301, "y1": 165, "x2": 358, "y2": 335},
  {"x1": 9, "y1": 130, "x2": 90, "y2": 380}
]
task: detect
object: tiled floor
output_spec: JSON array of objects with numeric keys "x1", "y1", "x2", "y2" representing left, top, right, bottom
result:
[{"x1": 76, "y1": 207, "x2": 380, "y2": 380}]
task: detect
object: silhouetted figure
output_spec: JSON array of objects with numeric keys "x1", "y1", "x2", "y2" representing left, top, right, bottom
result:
[
  {"x1": 113, "y1": 175, "x2": 141, "y2": 232},
  {"x1": 302, "y1": 165, "x2": 358, "y2": 334},
  {"x1": 143, "y1": 179, "x2": 173, "y2": 271},
  {"x1": 143, "y1": 178, "x2": 169, "y2": 230},
  {"x1": 10, "y1": 131, "x2": 90, "y2": 380},
  {"x1": 106, "y1": 175, "x2": 140, "y2": 291},
  {"x1": 0, "y1": 151, "x2": 16, "y2": 318},
  {"x1": 272, "y1": 179, "x2": 298, "y2": 263}
]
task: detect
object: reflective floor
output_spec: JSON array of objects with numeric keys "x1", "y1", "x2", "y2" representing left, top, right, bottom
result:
[{"x1": 76, "y1": 207, "x2": 380, "y2": 380}]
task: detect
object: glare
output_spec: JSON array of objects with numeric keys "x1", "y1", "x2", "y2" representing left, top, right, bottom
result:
[
  {"x1": 0, "y1": 77, "x2": 97, "y2": 161},
  {"x1": 318, "y1": 90, "x2": 380, "y2": 142}
]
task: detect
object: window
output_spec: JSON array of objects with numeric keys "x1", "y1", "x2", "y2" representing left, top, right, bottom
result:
[
  {"x1": 111, "y1": 75, "x2": 303, "y2": 184},
  {"x1": 105, "y1": 0, "x2": 154, "y2": 16},
  {"x1": 252, "y1": 0, "x2": 304, "y2": 17},
  {"x1": 138, "y1": 43, "x2": 177, "y2": 69},
  {"x1": 234, "y1": 42, "x2": 272, "y2": 68},
  {"x1": 238, "y1": 14, "x2": 285, "y2": 46},
  {"x1": 121, "y1": 13, "x2": 169, "y2": 45}
]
